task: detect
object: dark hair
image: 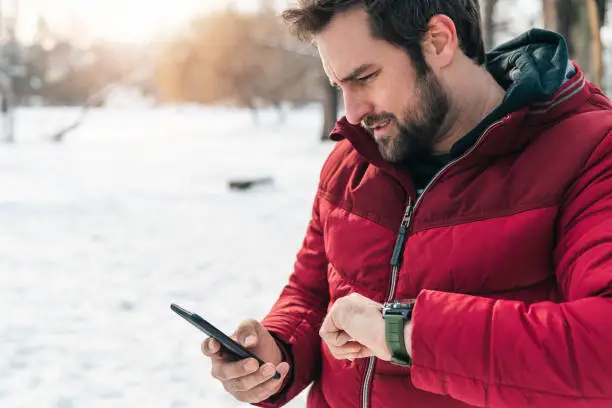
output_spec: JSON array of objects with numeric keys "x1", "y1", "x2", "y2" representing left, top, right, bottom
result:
[{"x1": 282, "y1": 0, "x2": 485, "y2": 76}]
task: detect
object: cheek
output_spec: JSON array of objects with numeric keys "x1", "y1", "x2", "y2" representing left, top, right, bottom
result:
[{"x1": 378, "y1": 83, "x2": 415, "y2": 118}]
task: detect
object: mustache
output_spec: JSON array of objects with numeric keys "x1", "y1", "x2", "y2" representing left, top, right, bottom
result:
[{"x1": 362, "y1": 113, "x2": 396, "y2": 129}]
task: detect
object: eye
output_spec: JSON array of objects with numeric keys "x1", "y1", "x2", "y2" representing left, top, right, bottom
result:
[{"x1": 356, "y1": 72, "x2": 377, "y2": 83}]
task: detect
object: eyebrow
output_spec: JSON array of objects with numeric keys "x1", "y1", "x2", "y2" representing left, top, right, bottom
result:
[{"x1": 330, "y1": 64, "x2": 375, "y2": 87}]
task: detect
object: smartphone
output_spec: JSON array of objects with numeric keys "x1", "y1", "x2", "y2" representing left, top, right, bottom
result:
[{"x1": 170, "y1": 303, "x2": 281, "y2": 379}]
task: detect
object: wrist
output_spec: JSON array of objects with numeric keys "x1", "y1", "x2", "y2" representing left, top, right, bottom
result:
[
  {"x1": 267, "y1": 333, "x2": 294, "y2": 397},
  {"x1": 404, "y1": 320, "x2": 413, "y2": 357},
  {"x1": 270, "y1": 332, "x2": 292, "y2": 366},
  {"x1": 382, "y1": 299, "x2": 415, "y2": 366}
]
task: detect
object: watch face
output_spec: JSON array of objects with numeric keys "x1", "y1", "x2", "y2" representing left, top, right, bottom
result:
[{"x1": 383, "y1": 301, "x2": 415, "y2": 319}]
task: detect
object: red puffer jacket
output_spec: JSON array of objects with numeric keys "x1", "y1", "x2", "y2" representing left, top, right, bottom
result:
[{"x1": 256, "y1": 62, "x2": 612, "y2": 407}]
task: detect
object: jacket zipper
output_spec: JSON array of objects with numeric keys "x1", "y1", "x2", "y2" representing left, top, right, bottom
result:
[{"x1": 360, "y1": 116, "x2": 509, "y2": 408}]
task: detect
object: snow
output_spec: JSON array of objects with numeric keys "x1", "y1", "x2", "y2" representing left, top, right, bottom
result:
[{"x1": 0, "y1": 106, "x2": 334, "y2": 408}]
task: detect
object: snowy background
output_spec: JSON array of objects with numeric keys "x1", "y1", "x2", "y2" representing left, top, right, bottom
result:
[{"x1": 0, "y1": 106, "x2": 332, "y2": 408}]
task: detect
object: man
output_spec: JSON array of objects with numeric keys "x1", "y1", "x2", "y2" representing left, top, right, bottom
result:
[{"x1": 202, "y1": 1, "x2": 612, "y2": 407}]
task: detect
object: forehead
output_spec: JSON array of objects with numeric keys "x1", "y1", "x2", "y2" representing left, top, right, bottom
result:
[{"x1": 314, "y1": 7, "x2": 405, "y2": 80}]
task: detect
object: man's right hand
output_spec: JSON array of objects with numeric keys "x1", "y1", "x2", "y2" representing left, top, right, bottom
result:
[{"x1": 201, "y1": 319, "x2": 291, "y2": 404}]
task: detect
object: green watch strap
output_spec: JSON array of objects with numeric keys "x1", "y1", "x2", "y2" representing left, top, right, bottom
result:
[{"x1": 385, "y1": 314, "x2": 412, "y2": 366}]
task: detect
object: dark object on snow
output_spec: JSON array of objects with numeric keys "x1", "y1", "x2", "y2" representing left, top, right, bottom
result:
[
  {"x1": 228, "y1": 177, "x2": 274, "y2": 191},
  {"x1": 51, "y1": 107, "x2": 90, "y2": 142}
]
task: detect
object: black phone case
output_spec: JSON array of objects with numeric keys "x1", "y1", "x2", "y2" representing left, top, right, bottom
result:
[{"x1": 170, "y1": 303, "x2": 263, "y2": 363}]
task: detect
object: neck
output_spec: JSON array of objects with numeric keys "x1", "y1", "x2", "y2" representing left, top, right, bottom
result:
[{"x1": 433, "y1": 65, "x2": 505, "y2": 154}]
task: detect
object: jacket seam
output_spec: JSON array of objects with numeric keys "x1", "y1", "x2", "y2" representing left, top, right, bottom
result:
[
  {"x1": 586, "y1": 92, "x2": 612, "y2": 111},
  {"x1": 317, "y1": 188, "x2": 398, "y2": 232},
  {"x1": 560, "y1": 127, "x2": 612, "y2": 199},
  {"x1": 413, "y1": 203, "x2": 560, "y2": 234},
  {"x1": 326, "y1": 257, "x2": 383, "y2": 296}
]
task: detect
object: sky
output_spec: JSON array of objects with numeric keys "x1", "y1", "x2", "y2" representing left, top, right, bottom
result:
[
  {"x1": 2, "y1": 0, "x2": 609, "y2": 46},
  {"x1": 9, "y1": 0, "x2": 285, "y2": 44},
  {"x1": 4, "y1": 0, "x2": 544, "y2": 45}
]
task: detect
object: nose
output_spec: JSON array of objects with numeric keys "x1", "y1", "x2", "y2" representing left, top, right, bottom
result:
[{"x1": 343, "y1": 90, "x2": 374, "y2": 126}]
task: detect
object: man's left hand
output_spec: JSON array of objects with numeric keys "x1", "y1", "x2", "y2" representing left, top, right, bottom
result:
[{"x1": 319, "y1": 293, "x2": 408, "y2": 361}]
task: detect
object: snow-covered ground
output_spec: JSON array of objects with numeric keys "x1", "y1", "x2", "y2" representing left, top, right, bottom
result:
[{"x1": 0, "y1": 106, "x2": 334, "y2": 408}]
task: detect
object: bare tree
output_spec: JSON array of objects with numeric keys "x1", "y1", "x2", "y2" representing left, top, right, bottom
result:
[
  {"x1": 50, "y1": 66, "x2": 142, "y2": 142},
  {"x1": 542, "y1": 0, "x2": 606, "y2": 88},
  {"x1": 585, "y1": 0, "x2": 604, "y2": 88},
  {"x1": 321, "y1": 81, "x2": 339, "y2": 141},
  {"x1": 482, "y1": 0, "x2": 499, "y2": 50},
  {"x1": 542, "y1": 0, "x2": 560, "y2": 32},
  {"x1": 0, "y1": 0, "x2": 20, "y2": 143},
  {"x1": 255, "y1": 38, "x2": 337, "y2": 140}
]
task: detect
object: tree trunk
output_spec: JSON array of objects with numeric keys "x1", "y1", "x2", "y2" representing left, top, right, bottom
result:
[
  {"x1": 274, "y1": 101, "x2": 287, "y2": 125},
  {"x1": 542, "y1": 0, "x2": 604, "y2": 88},
  {"x1": 320, "y1": 80, "x2": 339, "y2": 142},
  {"x1": 586, "y1": 0, "x2": 603, "y2": 88},
  {"x1": 1, "y1": 94, "x2": 15, "y2": 143},
  {"x1": 542, "y1": 0, "x2": 559, "y2": 32},
  {"x1": 482, "y1": 0, "x2": 498, "y2": 50},
  {"x1": 596, "y1": 0, "x2": 607, "y2": 27}
]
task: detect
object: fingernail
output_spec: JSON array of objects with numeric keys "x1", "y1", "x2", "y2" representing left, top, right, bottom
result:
[
  {"x1": 279, "y1": 364, "x2": 289, "y2": 376},
  {"x1": 262, "y1": 364, "x2": 275, "y2": 377},
  {"x1": 244, "y1": 359, "x2": 258, "y2": 371},
  {"x1": 244, "y1": 335, "x2": 256, "y2": 347}
]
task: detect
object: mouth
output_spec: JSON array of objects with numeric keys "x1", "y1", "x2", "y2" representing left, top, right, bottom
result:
[{"x1": 370, "y1": 118, "x2": 393, "y2": 139}]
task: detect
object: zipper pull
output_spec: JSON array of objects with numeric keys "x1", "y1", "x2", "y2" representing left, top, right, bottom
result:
[{"x1": 390, "y1": 200, "x2": 414, "y2": 267}]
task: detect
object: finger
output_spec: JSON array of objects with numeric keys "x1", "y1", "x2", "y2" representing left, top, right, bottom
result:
[
  {"x1": 202, "y1": 338, "x2": 224, "y2": 360},
  {"x1": 334, "y1": 341, "x2": 363, "y2": 355},
  {"x1": 233, "y1": 319, "x2": 262, "y2": 348},
  {"x1": 232, "y1": 362, "x2": 291, "y2": 403},
  {"x1": 330, "y1": 331, "x2": 352, "y2": 347},
  {"x1": 344, "y1": 347, "x2": 375, "y2": 360},
  {"x1": 324, "y1": 338, "x2": 364, "y2": 354},
  {"x1": 328, "y1": 348, "x2": 352, "y2": 360},
  {"x1": 319, "y1": 314, "x2": 340, "y2": 339},
  {"x1": 320, "y1": 326, "x2": 351, "y2": 347},
  {"x1": 211, "y1": 357, "x2": 260, "y2": 381},
  {"x1": 342, "y1": 341, "x2": 365, "y2": 353},
  {"x1": 327, "y1": 342, "x2": 364, "y2": 359},
  {"x1": 224, "y1": 362, "x2": 282, "y2": 393}
]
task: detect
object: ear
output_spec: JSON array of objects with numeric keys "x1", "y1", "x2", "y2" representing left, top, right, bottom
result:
[{"x1": 421, "y1": 14, "x2": 459, "y2": 70}]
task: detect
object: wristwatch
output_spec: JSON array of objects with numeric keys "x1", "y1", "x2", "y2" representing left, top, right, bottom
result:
[{"x1": 382, "y1": 299, "x2": 415, "y2": 366}]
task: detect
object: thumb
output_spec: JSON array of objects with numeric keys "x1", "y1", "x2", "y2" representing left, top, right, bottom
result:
[
  {"x1": 335, "y1": 331, "x2": 353, "y2": 346},
  {"x1": 234, "y1": 319, "x2": 265, "y2": 348}
]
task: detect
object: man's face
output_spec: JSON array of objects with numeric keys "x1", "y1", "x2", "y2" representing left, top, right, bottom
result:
[{"x1": 315, "y1": 7, "x2": 451, "y2": 161}]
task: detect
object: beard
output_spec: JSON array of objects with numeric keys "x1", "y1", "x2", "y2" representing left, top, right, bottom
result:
[{"x1": 362, "y1": 69, "x2": 451, "y2": 162}]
